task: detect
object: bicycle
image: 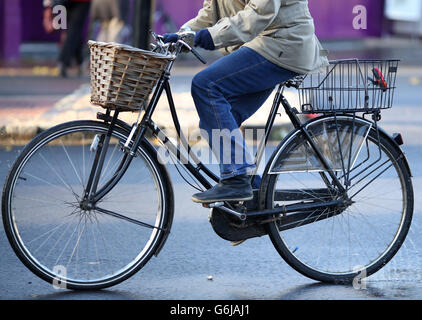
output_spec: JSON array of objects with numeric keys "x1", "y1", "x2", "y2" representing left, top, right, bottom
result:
[{"x1": 2, "y1": 32, "x2": 414, "y2": 290}]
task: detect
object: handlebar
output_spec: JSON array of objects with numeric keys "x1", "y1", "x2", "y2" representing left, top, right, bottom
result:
[{"x1": 150, "y1": 31, "x2": 207, "y2": 65}]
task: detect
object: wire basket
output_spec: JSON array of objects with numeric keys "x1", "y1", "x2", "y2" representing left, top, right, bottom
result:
[
  {"x1": 298, "y1": 59, "x2": 399, "y2": 114},
  {"x1": 88, "y1": 41, "x2": 175, "y2": 112}
]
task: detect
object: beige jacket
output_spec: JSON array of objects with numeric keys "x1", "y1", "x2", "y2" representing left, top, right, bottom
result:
[{"x1": 182, "y1": 0, "x2": 329, "y2": 74}]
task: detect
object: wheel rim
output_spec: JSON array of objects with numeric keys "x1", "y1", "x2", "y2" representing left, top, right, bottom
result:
[
  {"x1": 5, "y1": 124, "x2": 165, "y2": 287},
  {"x1": 268, "y1": 120, "x2": 410, "y2": 278}
]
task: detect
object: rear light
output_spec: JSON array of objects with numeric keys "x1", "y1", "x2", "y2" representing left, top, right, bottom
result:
[{"x1": 392, "y1": 133, "x2": 404, "y2": 146}]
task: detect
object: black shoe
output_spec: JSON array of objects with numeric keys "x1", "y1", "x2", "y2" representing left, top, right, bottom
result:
[{"x1": 192, "y1": 174, "x2": 253, "y2": 204}]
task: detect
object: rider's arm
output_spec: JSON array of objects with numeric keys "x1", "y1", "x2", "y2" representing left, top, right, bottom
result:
[
  {"x1": 208, "y1": 0, "x2": 282, "y2": 49},
  {"x1": 180, "y1": 0, "x2": 214, "y2": 32}
]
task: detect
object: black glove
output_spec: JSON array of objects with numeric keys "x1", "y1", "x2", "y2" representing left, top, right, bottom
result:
[
  {"x1": 162, "y1": 33, "x2": 179, "y2": 43},
  {"x1": 194, "y1": 29, "x2": 215, "y2": 51}
]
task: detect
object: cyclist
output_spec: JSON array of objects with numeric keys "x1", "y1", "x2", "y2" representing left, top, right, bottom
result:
[{"x1": 163, "y1": 0, "x2": 329, "y2": 204}]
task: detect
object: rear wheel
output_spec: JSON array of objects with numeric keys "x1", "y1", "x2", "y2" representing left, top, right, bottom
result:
[
  {"x1": 263, "y1": 116, "x2": 413, "y2": 284},
  {"x1": 2, "y1": 120, "x2": 173, "y2": 290}
]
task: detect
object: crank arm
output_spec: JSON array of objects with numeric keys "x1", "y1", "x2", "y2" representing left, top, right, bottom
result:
[{"x1": 205, "y1": 202, "x2": 247, "y2": 221}]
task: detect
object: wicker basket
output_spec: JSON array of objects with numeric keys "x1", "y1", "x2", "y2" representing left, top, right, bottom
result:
[{"x1": 88, "y1": 41, "x2": 175, "y2": 112}]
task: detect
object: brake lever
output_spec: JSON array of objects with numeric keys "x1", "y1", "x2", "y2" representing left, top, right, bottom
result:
[
  {"x1": 150, "y1": 30, "x2": 166, "y2": 47},
  {"x1": 178, "y1": 40, "x2": 207, "y2": 64},
  {"x1": 150, "y1": 30, "x2": 159, "y2": 41},
  {"x1": 191, "y1": 48, "x2": 207, "y2": 65}
]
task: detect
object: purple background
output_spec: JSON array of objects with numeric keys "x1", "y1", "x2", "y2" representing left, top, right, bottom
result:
[
  {"x1": 153, "y1": 0, "x2": 385, "y2": 38},
  {"x1": 1, "y1": 0, "x2": 23, "y2": 60},
  {"x1": 1, "y1": 0, "x2": 386, "y2": 60},
  {"x1": 309, "y1": 0, "x2": 385, "y2": 39},
  {"x1": 0, "y1": 0, "x2": 3, "y2": 58}
]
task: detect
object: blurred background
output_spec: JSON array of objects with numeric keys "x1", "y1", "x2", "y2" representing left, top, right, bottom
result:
[
  {"x1": 1, "y1": 0, "x2": 422, "y2": 66},
  {"x1": 0, "y1": 0, "x2": 422, "y2": 142},
  {"x1": 1, "y1": 1, "x2": 422, "y2": 300}
]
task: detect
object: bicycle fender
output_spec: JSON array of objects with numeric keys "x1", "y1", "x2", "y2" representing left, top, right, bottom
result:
[
  {"x1": 377, "y1": 127, "x2": 413, "y2": 178},
  {"x1": 263, "y1": 115, "x2": 412, "y2": 181}
]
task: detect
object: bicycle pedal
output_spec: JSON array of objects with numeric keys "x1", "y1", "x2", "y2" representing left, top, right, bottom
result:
[{"x1": 202, "y1": 202, "x2": 224, "y2": 209}]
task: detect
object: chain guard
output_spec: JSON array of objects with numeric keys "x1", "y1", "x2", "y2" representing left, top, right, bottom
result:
[{"x1": 209, "y1": 208, "x2": 268, "y2": 242}]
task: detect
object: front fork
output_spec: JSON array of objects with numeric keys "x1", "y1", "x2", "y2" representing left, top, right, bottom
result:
[
  {"x1": 80, "y1": 110, "x2": 121, "y2": 209},
  {"x1": 80, "y1": 68, "x2": 171, "y2": 208},
  {"x1": 81, "y1": 109, "x2": 141, "y2": 209}
]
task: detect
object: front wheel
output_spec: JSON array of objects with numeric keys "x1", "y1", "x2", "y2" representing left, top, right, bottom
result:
[
  {"x1": 2, "y1": 120, "x2": 174, "y2": 290},
  {"x1": 262, "y1": 116, "x2": 413, "y2": 284}
]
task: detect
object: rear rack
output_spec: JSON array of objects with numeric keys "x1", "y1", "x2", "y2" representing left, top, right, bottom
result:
[{"x1": 297, "y1": 59, "x2": 399, "y2": 114}]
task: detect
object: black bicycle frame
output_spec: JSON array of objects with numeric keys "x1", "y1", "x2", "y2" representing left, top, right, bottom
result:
[{"x1": 83, "y1": 70, "x2": 348, "y2": 221}]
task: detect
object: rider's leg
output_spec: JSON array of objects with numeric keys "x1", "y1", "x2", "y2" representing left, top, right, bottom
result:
[
  {"x1": 228, "y1": 88, "x2": 274, "y2": 127},
  {"x1": 190, "y1": 47, "x2": 298, "y2": 203},
  {"x1": 228, "y1": 89, "x2": 274, "y2": 190}
]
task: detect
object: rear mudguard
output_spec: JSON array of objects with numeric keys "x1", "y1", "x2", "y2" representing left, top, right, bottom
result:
[{"x1": 259, "y1": 115, "x2": 412, "y2": 209}]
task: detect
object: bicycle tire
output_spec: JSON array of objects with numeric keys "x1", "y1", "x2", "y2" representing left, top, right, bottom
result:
[
  {"x1": 262, "y1": 116, "x2": 413, "y2": 284},
  {"x1": 2, "y1": 120, "x2": 174, "y2": 290}
]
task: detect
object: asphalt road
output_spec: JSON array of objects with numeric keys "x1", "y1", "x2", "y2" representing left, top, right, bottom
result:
[
  {"x1": 0, "y1": 140, "x2": 421, "y2": 300},
  {"x1": 0, "y1": 66, "x2": 421, "y2": 300}
]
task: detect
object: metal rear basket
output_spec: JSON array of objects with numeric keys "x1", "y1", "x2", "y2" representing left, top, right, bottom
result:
[
  {"x1": 298, "y1": 59, "x2": 399, "y2": 114},
  {"x1": 88, "y1": 40, "x2": 175, "y2": 112}
]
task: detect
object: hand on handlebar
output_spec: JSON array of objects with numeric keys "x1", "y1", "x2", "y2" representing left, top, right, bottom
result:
[
  {"x1": 150, "y1": 30, "x2": 207, "y2": 65},
  {"x1": 194, "y1": 29, "x2": 215, "y2": 51},
  {"x1": 162, "y1": 33, "x2": 179, "y2": 44}
]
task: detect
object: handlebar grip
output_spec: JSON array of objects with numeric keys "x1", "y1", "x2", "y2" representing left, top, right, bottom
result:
[{"x1": 191, "y1": 48, "x2": 207, "y2": 65}]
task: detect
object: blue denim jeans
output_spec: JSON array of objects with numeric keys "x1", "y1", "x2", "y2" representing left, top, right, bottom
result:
[{"x1": 191, "y1": 47, "x2": 298, "y2": 183}]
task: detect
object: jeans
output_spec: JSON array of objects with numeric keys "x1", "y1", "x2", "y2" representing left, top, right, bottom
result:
[{"x1": 191, "y1": 47, "x2": 299, "y2": 183}]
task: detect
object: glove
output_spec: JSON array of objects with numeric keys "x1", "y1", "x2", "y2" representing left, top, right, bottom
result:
[
  {"x1": 162, "y1": 33, "x2": 179, "y2": 43},
  {"x1": 194, "y1": 29, "x2": 215, "y2": 51}
]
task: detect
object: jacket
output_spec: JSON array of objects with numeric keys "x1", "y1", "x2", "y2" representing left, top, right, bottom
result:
[{"x1": 181, "y1": 0, "x2": 329, "y2": 74}]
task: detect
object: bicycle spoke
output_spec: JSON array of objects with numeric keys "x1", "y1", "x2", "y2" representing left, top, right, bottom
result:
[
  {"x1": 66, "y1": 216, "x2": 88, "y2": 271},
  {"x1": 60, "y1": 140, "x2": 84, "y2": 187},
  {"x1": 94, "y1": 206, "x2": 164, "y2": 231},
  {"x1": 3, "y1": 122, "x2": 169, "y2": 288},
  {"x1": 38, "y1": 152, "x2": 80, "y2": 199},
  {"x1": 268, "y1": 117, "x2": 412, "y2": 281},
  {"x1": 20, "y1": 172, "x2": 76, "y2": 199}
]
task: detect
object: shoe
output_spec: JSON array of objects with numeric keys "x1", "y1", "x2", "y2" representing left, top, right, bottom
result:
[{"x1": 191, "y1": 174, "x2": 253, "y2": 204}]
